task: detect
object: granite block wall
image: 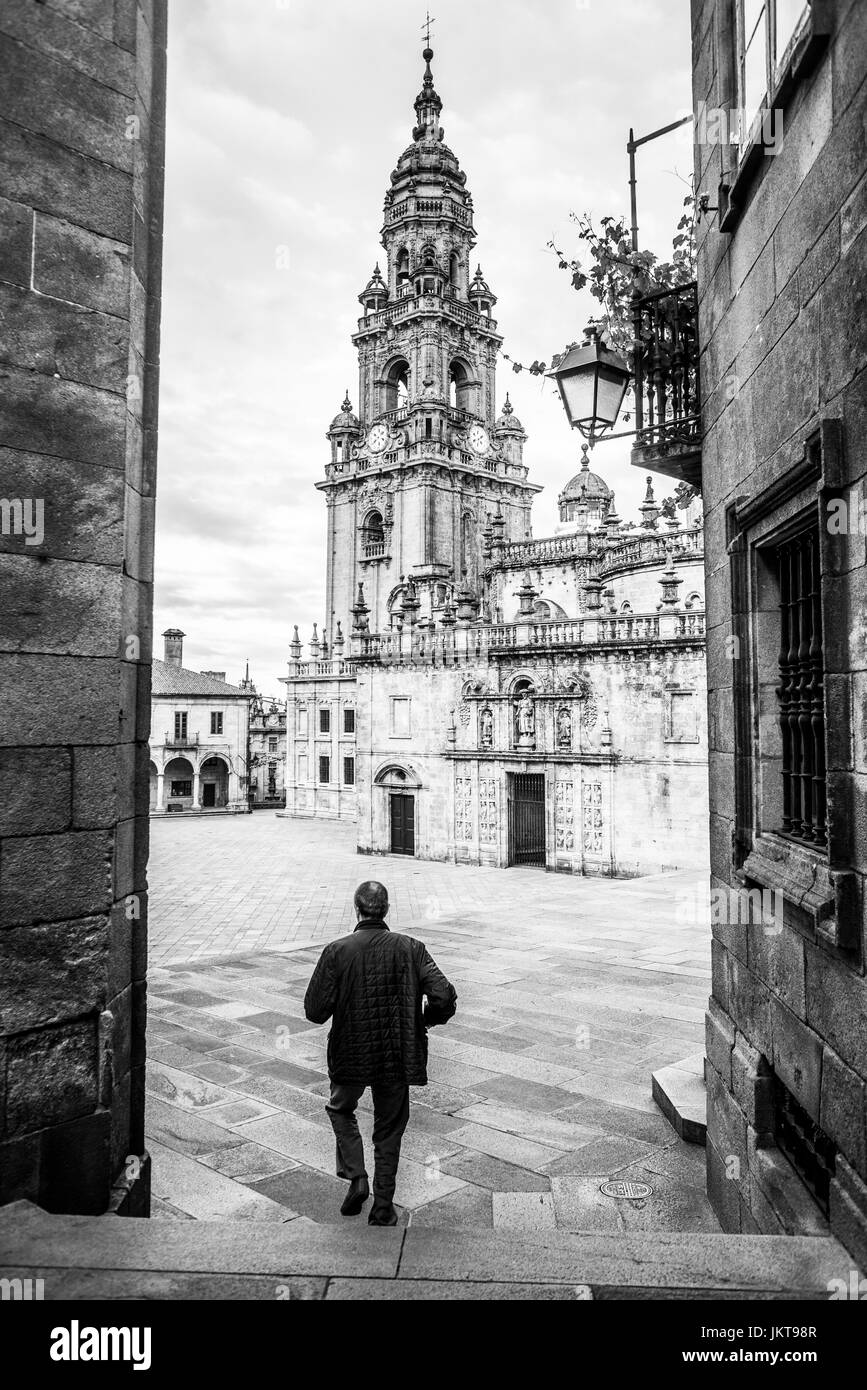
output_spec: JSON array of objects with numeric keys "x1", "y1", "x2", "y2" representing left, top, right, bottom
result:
[
  {"x1": 691, "y1": 0, "x2": 867, "y2": 1262},
  {"x1": 0, "y1": 0, "x2": 167, "y2": 1215}
]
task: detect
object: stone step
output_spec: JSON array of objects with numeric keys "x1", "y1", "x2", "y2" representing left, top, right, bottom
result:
[
  {"x1": 652, "y1": 1053, "x2": 707, "y2": 1145},
  {"x1": 0, "y1": 1199, "x2": 858, "y2": 1300}
]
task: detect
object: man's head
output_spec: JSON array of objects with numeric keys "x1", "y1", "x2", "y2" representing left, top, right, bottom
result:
[{"x1": 354, "y1": 880, "x2": 389, "y2": 921}]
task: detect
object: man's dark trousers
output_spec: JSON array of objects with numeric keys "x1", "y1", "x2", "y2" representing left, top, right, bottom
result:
[{"x1": 326, "y1": 1082, "x2": 410, "y2": 1203}]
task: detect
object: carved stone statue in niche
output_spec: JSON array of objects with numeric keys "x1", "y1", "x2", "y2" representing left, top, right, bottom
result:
[
  {"x1": 515, "y1": 692, "x2": 536, "y2": 749},
  {"x1": 479, "y1": 707, "x2": 493, "y2": 750},
  {"x1": 556, "y1": 705, "x2": 572, "y2": 751}
]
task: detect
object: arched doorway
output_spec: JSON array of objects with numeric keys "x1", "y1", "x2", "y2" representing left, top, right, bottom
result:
[
  {"x1": 163, "y1": 756, "x2": 194, "y2": 811},
  {"x1": 374, "y1": 764, "x2": 421, "y2": 857},
  {"x1": 200, "y1": 756, "x2": 229, "y2": 809}
]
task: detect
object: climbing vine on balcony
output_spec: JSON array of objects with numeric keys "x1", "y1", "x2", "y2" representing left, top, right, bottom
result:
[{"x1": 501, "y1": 193, "x2": 698, "y2": 422}]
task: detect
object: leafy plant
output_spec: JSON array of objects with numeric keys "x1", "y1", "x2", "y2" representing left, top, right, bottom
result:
[{"x1": 501, "y1": 192, "x2": 697, "y2": 422}]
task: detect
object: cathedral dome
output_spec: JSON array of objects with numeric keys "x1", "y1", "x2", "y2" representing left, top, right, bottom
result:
[
  {"x1": 558, "y1": 447, "x2": 612, "y2": 529},
  {"x1": 329, "y1": 392, "x2": 360, "y2": 433},
  {"x1": 559, "y1": 452, "x2": 612, "y2": 505}
]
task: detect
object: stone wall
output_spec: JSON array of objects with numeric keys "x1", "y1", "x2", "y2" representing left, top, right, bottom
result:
[
  {"x1": 691, "y1": 0, "x2": 867, "y2": 1261},
  {"x1": 0, "y1": 0, "x2": 167, "y2": 1215}
]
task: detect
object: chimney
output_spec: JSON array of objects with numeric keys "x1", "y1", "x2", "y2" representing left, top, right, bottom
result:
[{"x1": 162, "y1": 628, "x2": 185, "y2": 669}]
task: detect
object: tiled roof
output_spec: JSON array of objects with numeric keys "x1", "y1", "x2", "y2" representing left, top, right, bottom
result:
[{"x1": 151, "y1": 659, "x2": 250, "y2": 699}]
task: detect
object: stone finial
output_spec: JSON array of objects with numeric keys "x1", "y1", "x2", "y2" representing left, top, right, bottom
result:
[
  {"x1": 289, "y1": 625, "x2": 302, "y2": 660},
  {"x1": 333, "y1": 622, "x2": 345, "y2": 653},
  {"x1": 658, "y1": 548, "x2": 683, "y2": 608},
  {"x1": 516, "y1": 569, "x2": 538, "y2": 619},
  {"x1": 351, "y1": 583, "x2": 370, "y2": 635},
  {"x1": 309, "y1": 623, "x2": 320, "y2": 657},
  {"x1": 640, "y1": 474, "x2": 661, "y2": 530}
]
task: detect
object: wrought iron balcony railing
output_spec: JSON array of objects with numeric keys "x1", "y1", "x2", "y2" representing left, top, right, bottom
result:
[
  {"x1": 163, "y1": 732, "x2": 200, "y2": 748},
  {"x1": 631, "y1": 281, "x2": 701, "y2": 489}
]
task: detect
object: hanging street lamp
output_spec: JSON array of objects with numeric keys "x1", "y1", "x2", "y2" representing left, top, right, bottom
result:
[{"x1": 547, "y1": 324, "x2": 631, "y2": 447}]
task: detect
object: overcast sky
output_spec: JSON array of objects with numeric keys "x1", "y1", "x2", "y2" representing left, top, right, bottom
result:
[{"x1": 155, "y1": 0, "x2": 695, "y2": 692}]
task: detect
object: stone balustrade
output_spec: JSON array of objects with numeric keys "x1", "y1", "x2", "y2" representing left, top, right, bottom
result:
[{"x1": 492, "y1": 527, "x2": 704, "y2": 572}]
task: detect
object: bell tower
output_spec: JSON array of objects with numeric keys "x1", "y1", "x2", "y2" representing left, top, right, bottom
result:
[{"x1": 317, "y1": 43, "x2": 541, "y2": 641}]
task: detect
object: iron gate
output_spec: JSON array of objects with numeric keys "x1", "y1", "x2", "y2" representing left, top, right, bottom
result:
[{"x1": 507, "y1": 773, "x2": 546, "y2": 866}]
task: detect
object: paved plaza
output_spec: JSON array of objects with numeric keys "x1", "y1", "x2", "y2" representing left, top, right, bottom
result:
[{"x1": 146, "y1": 813, "x2": 717, "y2": 1234}]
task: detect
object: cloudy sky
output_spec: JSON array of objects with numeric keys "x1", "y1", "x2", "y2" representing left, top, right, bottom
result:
[{"x1": 155, "y1": 0, "x2": 695, "y2": 692}]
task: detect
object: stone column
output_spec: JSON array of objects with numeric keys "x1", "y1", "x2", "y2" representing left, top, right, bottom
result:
[
  {"x1": 156, "y1": 772, "x2": 165, "y2": 811},
  {"x1": 0, "y1": 1, "x2": 168, "y2": 1216},
  {"x1": 192, "y1": 769, "x2": 201, "y2": 809}
]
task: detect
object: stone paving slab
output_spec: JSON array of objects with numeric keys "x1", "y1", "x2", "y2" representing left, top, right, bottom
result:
[
  {"x1": 325, "y1": 1278, "x2": 582, "y2": 1299},
  {"x1": 4, "y1": 1204, "x2": 856, "y2": 1298},
  {"x1": 396, "y1": 1227, "x2": 857, "y2": 1294},
  {"x1": 145, "y1": 814, "x2": 718, "y2": 1233},
  {"x1": 148, "y1": 1140, "x2": 297, "y2": 1223},
  {"x1": 0, "y1": 1203, "x2": 403, "y2": 1279},
  {"x1": 492, "y1": 1191, "x2": 557, "y2": 1230}
]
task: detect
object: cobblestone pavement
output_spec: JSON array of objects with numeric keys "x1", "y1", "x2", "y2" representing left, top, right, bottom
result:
[{"x1": 146, "y1": 813, "x2": 717, "y2": 1234}]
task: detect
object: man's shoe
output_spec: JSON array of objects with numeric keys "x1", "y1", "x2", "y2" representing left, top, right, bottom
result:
[
  {"x1": 340, "y1": 1176, "x2": 369, "y2": 1216},
  {"x1": 368, "y1": 1201, "x2": 398, "y2": 1226}
]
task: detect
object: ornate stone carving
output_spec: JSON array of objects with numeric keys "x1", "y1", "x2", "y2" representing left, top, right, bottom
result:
[
  {"x1": 582, "y1": 781, "x2": 604, "y2": 856},
  {"x1": 515, "y1": 692, "x2": 535, "y2": 748},
  {"x1": 455, "y1": 775, "x2": 473, "y2": 841},
  {"x1": 555, "y1": 781, "x2": 574, "y2": 852},
  {"x1": 479, "y1": 777, "x2": 497, "y2": 843},
  {"x1": 479, "y1": 706, "x2": 493, "y2": 749},
  {"x1": 555, "y1": 705, "x2": 573, "y2": 751}
]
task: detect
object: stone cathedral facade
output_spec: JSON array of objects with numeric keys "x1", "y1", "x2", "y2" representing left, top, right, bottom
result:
[{"x1": 281, "y1": 45, "x2": 709, "y2": 878}]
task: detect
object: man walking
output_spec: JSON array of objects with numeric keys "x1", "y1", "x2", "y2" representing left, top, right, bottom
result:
[{"x1": 304, "y1": 880, "x2": 457, "y2": 1226}]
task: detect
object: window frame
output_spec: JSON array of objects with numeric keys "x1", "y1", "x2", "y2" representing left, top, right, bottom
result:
[
  {"x1": 319, "y1": 707, "x2": 331, "y2": 735},
  {"x1": 726, "y1": 419, "x2": 857, "y2": 953},
  {"x1": 343, "y1": 756, "x2": 355, "y2": 787},
  {"x1": 343, "y1": 707, "x2": 356, "y2": 735},
  {"x1": 210, "y1": 711, "x2": 223, "y2": 736},
  {"x1": 318, "y1": 754, "x2": 331, "y2": 785},
  {"x1": 720, "y1": 0, "x2": 831, "y2": 232}
]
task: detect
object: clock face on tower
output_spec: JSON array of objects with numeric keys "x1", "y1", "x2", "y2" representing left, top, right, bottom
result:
[
  {"x1": 367, "y1": 423, "x2": 389, "y2": 454},
  {"x1": 468, "y1": 424, "x2": 490, "y2": 456}
]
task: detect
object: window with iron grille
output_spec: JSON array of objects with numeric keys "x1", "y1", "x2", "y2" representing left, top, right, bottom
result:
[
  {"x1": 344, "y1": 708, "x2": 355, "y2": 734},
  {"x1": 775, "y1": 1076, "x2": 836, "y2": 1218},
  {"x1": 319, "y1": 708, "x2": 331, "y2": 734},
  {"x1": 774, "y1": 522, "x2": 826, "y2": 847},
  {"x1": 268, "y1": 736, "x2": 278, "y2": 752},
  {"x1": 318, "y1": 755, "x2": 330, "y2": 784},
  {"x1": 343, "y1": 756, "x2": 355, "y2": 786}
]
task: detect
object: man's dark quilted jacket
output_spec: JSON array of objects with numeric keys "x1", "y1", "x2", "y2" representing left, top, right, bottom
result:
[{"x1": 303, "y1": 920, "x2": 457, "y2": 1086}]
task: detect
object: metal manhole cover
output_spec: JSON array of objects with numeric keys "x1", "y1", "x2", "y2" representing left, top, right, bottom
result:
[{"x1": 599, "y1": 1180, "x2": 653, "y2": 1200}]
